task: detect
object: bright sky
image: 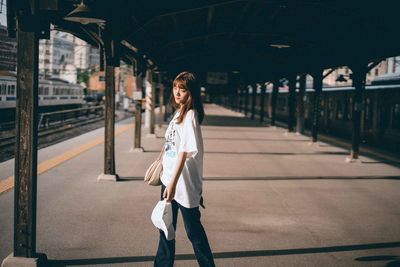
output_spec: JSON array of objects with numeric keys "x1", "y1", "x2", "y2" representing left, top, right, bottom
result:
[{"x1": 0, "y1": 6, "x2": 7, "y2": 26}]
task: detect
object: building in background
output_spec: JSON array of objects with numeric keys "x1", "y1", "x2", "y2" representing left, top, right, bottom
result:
[
  {"x1": 0, "y1": 25, "x2": 16, "y2": 71},
  {"x1": 87, "y1": 62, "x2": 135, "y2": 99},
  {"x1": 73, "y1": 35, "x2": 100, "y2": 88},
  {"x1": 38, "y1": 30, "x2": 100, "y2": 85},
  {"x1": 39, "y1": 30, "x2": 76, "y2": 83},
  {"x1": 323, "y1": 57, "x2": 400, "y2": 87}
]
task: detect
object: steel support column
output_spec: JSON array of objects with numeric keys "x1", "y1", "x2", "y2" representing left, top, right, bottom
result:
[
  {"x1": 238, "y1": 86, "x2": 243, "y2": 113},
  {"x1": 99, "y1": 37, "x2": 119, "y2": 181},
  {"x1": 259, "y1": 83, "x2": 266, "y2": 123},
  {"x1": 0, "y1": 9, "x2": 49, "y2": 267},
  {"x1": 288, "y1": 75, "x2": 297, "y2": 132},
  {"x1": 237, "y1": 87, "x2": 241, "y2": 112},
  {"x1": 311, "y1": 71, "x2": 323, "y2": 142},
  {"x1": 13, "y1": 16, "x2": 40, "y2": 260},
  {"x1": 244, "y1": 85, "x2": 249, "y2": 116},
  {"x1": 158, "y1": 74, "x2": 164, "y2": 128},
  {"x1": 251, "y1": 85, "x2": 256, "y2": 120},
  {"x1": 270, "y1": 82, "x2": 279, "y2": 126},
  {"x1": 231, "y1": 90, "x2": 235, "y2": 110},
  {"x1": 145, "y1": 70, "x2": 155, "y2": 135},
  {"x1": 296, "y1": 74, "x2": 306, "y2": 134},
  {"x1": 349, "y1": 64, "x2": 367, "y2": 160},
  {"x1": 133, "y1": 73, "x2": 143, "y2": 151},
  {"x1": 164, "y1": 83, "x2": 169, "y2": 122}
]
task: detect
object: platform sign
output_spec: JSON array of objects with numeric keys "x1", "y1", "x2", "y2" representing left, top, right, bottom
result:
[
  {"x1": 133, "y1": 91, "x2": 143, "y2": 100},
  {"x1": 207, "y1": 72, "x2": 228, "y2": 85}
]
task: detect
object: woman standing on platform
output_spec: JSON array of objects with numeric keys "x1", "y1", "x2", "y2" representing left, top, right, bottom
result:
[{"x1": 154, "y1": 72, "x2": 215, "y2": 267}]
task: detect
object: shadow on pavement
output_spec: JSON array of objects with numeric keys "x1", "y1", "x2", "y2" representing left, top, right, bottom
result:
[
  {"x1": 203, "y1": 137, "x2": 309, "y2": 142},
  {"x1": 202, "y1": 115, "x2": 266, "y2": 127},
  {"x1": 355, "y1": 255, "x2": 400, "y2": 267},
  {"x1": 118, "y1": 176, "x2": 400, "y2": 182},
  {"x1": 47, "y1": 241, "x2": 400, "y2": 266},
  {"x1": 203, "y1": 151, "x2": 349, "y2": 155},
  {"x1": 142, "y1": 150, "x2": 349, "y2": 156}
]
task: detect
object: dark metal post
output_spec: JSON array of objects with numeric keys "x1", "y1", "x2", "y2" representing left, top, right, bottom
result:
[
  {"x1": 259, "y1": 83, "x2": 266, "y2": 123},
  {"x1": 158, "y1": 74, "x2": 164, "y2": 128},
  {"x1": 164, "y1": 83, "x2": 169, "y2": 122},
  {"x1": 144, "y1": 70, "x2": 156, "y2": 135},
  {"x1": 244, "y1": 85, "x2": 249, "y2": 116},
  {"x1": 296, "y1": 74, "x2": 306, "y2": 134},
  {"x1": 288, "y1": 75, "x2": 297, "y2": 132},
  {"x1": 150, "y1": 71, "x2": 156, "y2": 135},
  {"x1": 271, "y1": 81, "x2": 279, "y2": 126},
  {"x1": 237, "y1": 87, "x2": 241, "y2": 112},
  {"x1": 349, "y1": 64, "x2": 367, "y2": 160},
  {"x1": 238, "y1": 86, "x2": 242, "y2": 113},
  {"x1": 231, "y1": 90, "x2": 235, "y2": 110},
  {"x1": 311, "y1": 71, "x2": 323, "y2": 142},
  {"x1": 13, "y1": 16, "x2": 40, "y2": 259},
  {"x1": 134, "y1": 100, "x2": 142, "y2": 148},
  {"x1": 133, "y1": 73, "x2": 143, "y2": 151},
  {"x1": 251, "y1": 85, "x2": 256, "y2": 120},
  {"x1": 100, "y1": 37, "x2": 118, "y2": 180}
]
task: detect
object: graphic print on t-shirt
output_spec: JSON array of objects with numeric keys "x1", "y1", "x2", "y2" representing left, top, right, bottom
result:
[{"x1": 165, "y1": 120, "x2": 177, "y2": 158}]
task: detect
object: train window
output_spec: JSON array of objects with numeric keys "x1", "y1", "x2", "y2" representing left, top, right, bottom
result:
[
  {"x1": 1, "y1": 84, "x2": 6, "y2": 94},
  {"x1": 45, "y1": 87, "x2": 49, "y2": 95},
  {"x1": 11, "y1": 85, "x2": 15, "y2": 95},
  {"x1": 364, "y1": 98, "x2": 374, "y2": 130},
  {"x1": 336, "y1": 100, "x2": 344, "y2": 120},
  {"x1": 346, "y1": 97, "x2": 352, "y2": 120},
  {"x1": 39, "y1": 87, "x2": 43, "y2": 95},
  {"x1": 392, "y1": 104, "x2": 400, "y2": 130}
]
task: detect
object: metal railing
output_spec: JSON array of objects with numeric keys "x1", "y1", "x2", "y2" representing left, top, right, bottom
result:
[{"x1": 38, "y1": 105, "x2": 104, "y2": 129}]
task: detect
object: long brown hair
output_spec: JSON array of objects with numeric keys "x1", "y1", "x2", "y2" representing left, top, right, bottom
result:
[{"x1": 169, "y1": 71, "x2": 204, "y2": 124}]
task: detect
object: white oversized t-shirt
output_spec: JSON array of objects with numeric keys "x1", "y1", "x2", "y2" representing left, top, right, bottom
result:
[{"x1": 161, "y1": 109, "x2": 204, "y2": 208}]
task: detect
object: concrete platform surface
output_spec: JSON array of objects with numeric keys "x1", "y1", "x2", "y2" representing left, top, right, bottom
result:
[{"x1": 1, "y1": 104, "x2": 400, "y2": 267}]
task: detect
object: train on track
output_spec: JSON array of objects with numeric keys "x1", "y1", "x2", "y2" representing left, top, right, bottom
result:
[
  {"x1": 216, "y1": 80, "x2": 400, "y2": 154},
  {"x1": 272, "y1": 83, "x2": 400, "y2": 152},
  {"x1": 0, "y1": 72, "x2": 85, "y2": 123}
]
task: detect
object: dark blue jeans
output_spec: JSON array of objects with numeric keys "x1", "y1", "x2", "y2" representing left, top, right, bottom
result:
[{"x1": 154, "y1": 184, "x2": 215, "y2": 267}]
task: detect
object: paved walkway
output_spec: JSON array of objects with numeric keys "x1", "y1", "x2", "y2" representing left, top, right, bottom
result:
[{"x1": 1, "y1": 104, "x2": 400, "y2": 266}]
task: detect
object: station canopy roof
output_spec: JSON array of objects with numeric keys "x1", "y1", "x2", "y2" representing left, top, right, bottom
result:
[{"x1": 48, "y1": 1, "x2": 400, "y2": 80}]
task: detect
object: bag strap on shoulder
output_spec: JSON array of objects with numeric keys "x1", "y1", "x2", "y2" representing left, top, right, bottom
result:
[{"x1": 157, "y1": 145, "x2": 165, "y2": 161}]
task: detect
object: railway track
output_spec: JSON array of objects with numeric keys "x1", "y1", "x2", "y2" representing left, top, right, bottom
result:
[{"x1": 0, "y1": 111, "x2": 132, "y2": 162}]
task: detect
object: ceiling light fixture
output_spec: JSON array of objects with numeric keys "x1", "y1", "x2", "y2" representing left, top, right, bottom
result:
[
  {"x1": 121, "y1": 40, "x2": 139, "y2": 53},
  {"x1": 270, "y1": 44, "x2": 291, "y2": 49},
  {"x1": 64, "y1": 0, "x2": 106, "y2": 25}
]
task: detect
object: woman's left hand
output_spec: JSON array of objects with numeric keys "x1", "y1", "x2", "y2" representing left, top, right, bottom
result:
[{"x1": 163, "y1": 183, "x2": 176, "y2": 202}]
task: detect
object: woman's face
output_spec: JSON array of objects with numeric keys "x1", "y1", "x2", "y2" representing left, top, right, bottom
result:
[{"x1": 173, "y1": 82, "x2": 189, "y2": 107}]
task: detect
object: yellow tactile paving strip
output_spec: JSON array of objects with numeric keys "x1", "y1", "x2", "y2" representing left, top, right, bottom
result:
[{"x1": 0, "y1": 124, "x2": 133, "y2": 195}]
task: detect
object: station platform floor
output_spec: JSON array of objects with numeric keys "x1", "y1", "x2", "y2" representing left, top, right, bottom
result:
[{"x1": 1, "y1": 104, "x2": 400, "y2": 267}]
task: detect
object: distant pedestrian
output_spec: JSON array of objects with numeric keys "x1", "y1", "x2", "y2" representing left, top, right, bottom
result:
[{"x1": 154, "y1": 71, "x2": 215, "y2": 267}]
